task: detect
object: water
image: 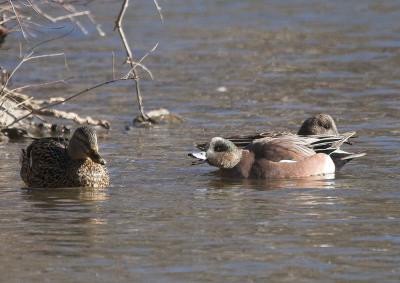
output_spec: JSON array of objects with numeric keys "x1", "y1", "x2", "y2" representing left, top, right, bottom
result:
[{"x1": 1, "y1": 0, "x2": 400, "y2": 282}]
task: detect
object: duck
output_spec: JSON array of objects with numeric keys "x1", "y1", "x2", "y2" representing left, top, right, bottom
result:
[
  {"x1": 20, "y1": 126, "x2": 109, "y2": 188},
  {"x1": 297, "y1": 113, "x2": 339, "y2": 135},
  {"x1": 195, "y1": 113, "x2": 340, "y2": 151},
  {"x1": 190, "y1": 133, "x2": 365, "y2": 179}
]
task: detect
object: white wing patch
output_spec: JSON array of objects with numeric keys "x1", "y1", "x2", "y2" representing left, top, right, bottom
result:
[{"x1": 324, "y1": 156, "x2": 336, "y2": 174}]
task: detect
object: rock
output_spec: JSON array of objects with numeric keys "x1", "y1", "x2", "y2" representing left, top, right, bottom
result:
[{"x1": 133, "y1": 108, "x2": 183, "y2": 127}]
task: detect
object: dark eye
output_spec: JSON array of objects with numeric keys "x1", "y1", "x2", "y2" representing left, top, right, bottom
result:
[
  {"x1": 214, "y1": 143, "x2": 228, "y2": 152},
  {"x1": 323, "y1": 123, "x2": 331, "y2": 129},
  {"x1": 318, "y1": 120, "x2": 330, "y2": 129}
]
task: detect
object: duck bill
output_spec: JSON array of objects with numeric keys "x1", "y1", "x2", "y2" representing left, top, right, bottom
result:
[{"x1": 90, "y1": 151, "x2": 106, "y2": 165}]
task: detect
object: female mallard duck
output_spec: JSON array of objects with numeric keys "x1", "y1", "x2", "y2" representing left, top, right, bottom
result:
[{"x1": 20, "y1": 126, "x2": 109, "y2": 188}]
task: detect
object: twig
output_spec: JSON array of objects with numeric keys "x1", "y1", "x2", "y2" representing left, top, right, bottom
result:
[
  {"x1": 153, "y1": 0, "x2": 164, "y2": 23},
  {"x1": 7, "y1": 76, "x2": 129, "y2": 128},
  {"x1": 10, "y1": 78, "x2": 67, "y2": 92},
  {"x1": 7, "y1": 0, "x2": 104, "y2": 37},
  {"x1": 27, "y1": 28, "x2": 75, "y2": 53},
  {"x1": 0, "y1": 52, "x2": 65, "y2": 100},
  {"x1": 8, "y1": 0, "x2": 27, "y2": 38},
  {"x1": 126, "y1": 59, "x2": 154, "y2": 80},
  {"x1": 115, "y1": 0, "x2": 149, "y2": 120},
  {"x1": 126, "y1": 41, "x2": 158, "y2": 80},
  {"x1": 112, "y1": 51, "x2": 116, "y2": 80}
]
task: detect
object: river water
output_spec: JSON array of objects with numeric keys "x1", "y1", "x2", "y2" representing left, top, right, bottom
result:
[{"x1": 1, "y1": 0, "x2": 400, "y2": 282}]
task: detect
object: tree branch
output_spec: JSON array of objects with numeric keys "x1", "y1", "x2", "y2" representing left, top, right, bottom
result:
[
  {"x1": 115, "y1": 0, "x2": 149, "y2": 120},
  {"x1": 6, "y1": 76, "x2": 128, "y2": 128}
]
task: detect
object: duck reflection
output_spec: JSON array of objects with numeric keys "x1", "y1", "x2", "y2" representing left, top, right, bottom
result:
[
  {"x1": 19, "y1": 187, "x2": 109, "y2": 256},
  {"x1": 21, "y1": 187, "x2": 109, "y2": 207},
  {"x1": 207, "y1": 174, "x2": 336, "y2": 190}
]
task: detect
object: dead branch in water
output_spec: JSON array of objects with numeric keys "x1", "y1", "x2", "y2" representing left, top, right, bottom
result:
[
  {"x1": 153, "y1": 0, "x2": 164, "y2": 23},
  {"x1": 1, "y1": 52, "x2": 135, "y2": 130},
  {"x1": 0, "y1": 52, "x2": 65, "y2": 102},
  {"x1": 1, "y1": 0, "x2": 104, "y2": 38},
  {"x1": 114, "y1": 0, "x2": 164, "y2": 124},
  {"x1": 0, "y1": 1, "x2": 111, "y2": 132},
  {"x1": 6, "y1": 75, "x2": 132, "y2": 129},
  {"x1": 1, "y1": 88, "x2": 110, "y2": 129},
  {"x1": 114, "y1": 0, "x2": 149, "y2": 121},
  {"x1": 1, "y1": 0, "x2": 170, "y2": 133}
]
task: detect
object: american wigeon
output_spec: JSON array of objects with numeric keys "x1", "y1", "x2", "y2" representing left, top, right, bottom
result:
[
  {"x1": 196, "y1": 113, "x2": 339, "y2": 151},
  {"x1": 297, "y1": 113, "x2": 338, "y2": 135},
  {"x1": 190, "y1": 133, "x2": 365, "y2": 179},
  {"x1": 20, "y1": 126, "x2": 109, "y2": 188}
]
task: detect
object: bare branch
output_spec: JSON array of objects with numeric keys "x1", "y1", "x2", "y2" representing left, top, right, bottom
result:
[
  {"x1": 126, "y1": 60, "x2": 154, "y2": 80},
  {"x1": 115, "y1": 0, "x2": 149, "y2": 120},
  {"x1": 3, "y1": 0, "x2": 104, "y2": 37},
  {"x1": 8, "y1": 0, "x2": 27, "y2": 38},
  {"x1": 153, "y1": 0, "x2": 164, "y2": 23},
  {"x1": 0, "y1": 52, "x2": 65, "y2": 100},
  {"x1": 6, "y1": 76, "x2": 129, "y2": 128},
  {"x1": 10, "y1": 79, "x2": 67, "y2": 92},
  {"x1": 112, "y1": 51, "x2": 116, "y2": 80},
  {"x1": 1, "y1": 89, "x2": 110, "y2": 129},
  {"x1": 127, "y1": 41, "x2": 159, "y2": 79}
]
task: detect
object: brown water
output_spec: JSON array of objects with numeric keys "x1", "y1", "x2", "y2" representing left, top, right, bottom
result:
[{"x1": 1, "y1": 1, "x2": 400, "y2": 282}]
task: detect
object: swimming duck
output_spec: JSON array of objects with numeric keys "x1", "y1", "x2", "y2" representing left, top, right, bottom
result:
[
  {"x1": 195, "y1": 114, "x2": 340, "y2": 151},
  {"x1": 20, "y1": 126, "x2": 109, "y2": 188},
  {"x1": 190, "y1": 133, "x2": 365, "y2": 179},
  {"x1": 297, "y1": 113, "x2": 338, "y2": 135}
]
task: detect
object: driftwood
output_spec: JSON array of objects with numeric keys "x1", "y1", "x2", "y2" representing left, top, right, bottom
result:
[
  {"x1": 114, "y1": 0, "x2": 182, "y2": 127},
  {"x1": 0, "y1": 87, "x2": 110, "y2": 140},
  {"x1": 133, "y1": 108, "x2": 183, "y2": 127}
]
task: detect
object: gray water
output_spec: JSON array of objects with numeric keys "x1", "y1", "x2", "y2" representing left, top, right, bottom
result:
[{"x1": 1, "y1": 0, "x2": 400, "y2": 282}]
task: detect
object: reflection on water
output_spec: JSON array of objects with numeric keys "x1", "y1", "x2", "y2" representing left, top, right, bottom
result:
[
  {"x1": 207, "y1": 174, "x2": 336, "y2": 190},
  {"x1": 1, "y1": 0, "x2": 400, "y2": 282},
  {"x1": 19, "y1": 188, "x2": 109, "y2": 256},
  {"x1": 22, "y1": 187, "x2": 109, "y2": 204}
]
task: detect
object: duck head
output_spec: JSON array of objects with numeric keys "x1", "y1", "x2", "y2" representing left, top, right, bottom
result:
[
  {"x1": 206, "y1": 137, "x2": 242, "y2": 169},
  {"x1": 67, "y1": 126, "x2": 106, "y2": 165},
  {"x1": 297, "y1": 113, "x2": 339, "y2": 136}
]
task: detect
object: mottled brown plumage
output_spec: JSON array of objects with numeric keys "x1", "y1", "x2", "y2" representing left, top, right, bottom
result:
[{"x1": 20, "y1": 126, "x2": 109, "y2": 188}]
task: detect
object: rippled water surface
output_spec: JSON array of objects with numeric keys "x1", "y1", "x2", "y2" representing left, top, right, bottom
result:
[{"x1": 1, "y1": 0, "x2": 400, "y2": 282}]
